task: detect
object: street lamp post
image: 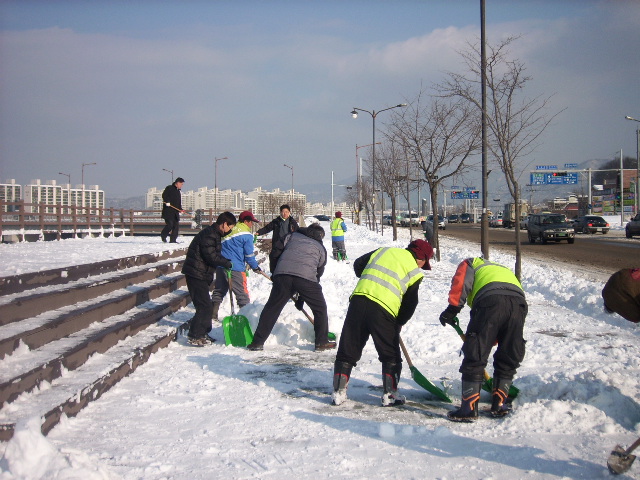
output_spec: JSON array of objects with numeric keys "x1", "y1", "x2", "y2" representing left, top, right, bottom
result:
[
  {"x1": 283, "y1": 164, "x2": 294, "y2": 202},
  {"x1": 625, "y1": 115, "x2": 640, "y2": 215},
  {"x1": 214, "y1": 156, "x2": 228, "y2": 214},
  {"x1": 355, "y1": 142, "x2": 381, "y2": 225},
  {"x1": 81, "y1": 162, "x2": 96, "y2": 213},
  {"x1": 162, "y1": 168, "x2": 174, "y2": 183},
  {"x1": 331, "y1": 171, "x2": 353, "y2": 219},
  {"x1": 351, "y1": 103, "x2": 407, "y2": 235}
]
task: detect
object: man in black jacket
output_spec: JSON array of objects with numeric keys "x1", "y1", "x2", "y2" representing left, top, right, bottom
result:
[
  {"x1": 161, "y1": 177, "x2": 186, "y2": 243},
  {"x1": 248, "y1": 223, "x2": 335, "y2": 352},
  {"x1": 182, "y1": 211, "x2": 236, "y2": 346},
  {"x1": 255, "y1": 204, "x2": 299, "y2": 272}
]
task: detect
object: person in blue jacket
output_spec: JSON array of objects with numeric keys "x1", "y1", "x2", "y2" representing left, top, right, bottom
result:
[
  {"x1": 210, "y1": 210, "x2": 262, "y2": 320},
  {"x1": 330, "y1": 211, "x2": 348, "y2": 261}
]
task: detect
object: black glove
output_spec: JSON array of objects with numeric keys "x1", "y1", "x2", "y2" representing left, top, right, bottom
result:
[
  {"x1": 439, "y1": 305, "x2": 461, "y2": 327},
  {"x1": 294, "y1": 295, "x2": 304, "y2": 311},
  {"x1": 252, "y1": 266, "x2": 262, "y2": 273}
]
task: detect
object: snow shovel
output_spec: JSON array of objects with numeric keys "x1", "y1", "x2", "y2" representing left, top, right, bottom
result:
[
  {"x1": 222, "y1": 269, "x2": 254, "y2": 347},
  {"x1": 258, "y1": 271, "x2": 336, "y2": 341},
  {"x1": 450, "y1": 317, "x2": 519, "y2": 399},
  {"x1": 399, "y1": 336, "x2": 452, "y2": 403},
  {"x1": 607, "y1": 437, "x2": 640, "y2": 475}
]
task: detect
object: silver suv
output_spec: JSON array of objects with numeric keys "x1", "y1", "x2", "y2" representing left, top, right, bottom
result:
[{"x1": 527, "y1": 213, "x2": 575, "y2": 244}]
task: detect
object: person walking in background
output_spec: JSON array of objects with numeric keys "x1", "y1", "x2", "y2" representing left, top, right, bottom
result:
[
  {"x1": 331, "y1": 240, "x2": 433, "y2": 407},
  {"x1": 330, "y1": 211, "x2": 348, "y2": 261},
  {"x1": 182, "y1": 212, "x2": 236, "y2": 347},
  {"x1": 602, "y1": 268, "x2": 640, "y2": 323},
  {"x1": 247, "y1": 223, "x2": 335, "y2": 352},
  {"x1": 439, "y1": 256, "x2": 527, "y2": 422},
  {"x1": 255, "y1": 204, "x2": 299, "y2": 273},
  {"x1": 210, "y1": 210, "x2": 262, "y2": 322},
  {"x1": 161, "y1": 177, "x2": 186, "y2": 243}
]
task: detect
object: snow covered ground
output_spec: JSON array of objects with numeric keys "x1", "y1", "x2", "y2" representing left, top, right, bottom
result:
[{"x1": 1, "y1": 220, "x2": 639, "y2": 480}]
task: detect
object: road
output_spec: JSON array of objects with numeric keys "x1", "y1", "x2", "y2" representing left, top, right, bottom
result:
[{"x1": 435, "y1": 223, "x2": 640, "y2": 278}]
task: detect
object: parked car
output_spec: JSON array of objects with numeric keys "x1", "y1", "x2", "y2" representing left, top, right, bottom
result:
[
  {"x1": 527, "y1": 213, "x2": 575, "y2": 244},
  {"x1": 427, "y1": 215, "x2": 446, "y2": 230},
  {"x1": 383, "y1": 215, "x2": 393, "y2": 225},
  {"x1": 572, "y1": 215, "x2": 610, "y2": 234},
  {"x1": 313, "y1": 214, "x2": 330, "y2": 222},
  {"x1": 489, "y1": 215, "x2": 503, "y2": 228},
  {"x1": 460, "y1": 213, "x2": 472, "y2": 223},
  {"x1": 626, "y1": 213, "x2": 640, "y2": 238},
  {"x1": 519, "y1": 215, "x2": 530, "y2": 230},
  {"x1": 448, "y1": 214, "x2": 460, "y2": 223},
  {"x1": 399, "y1": 212, "x2": 421, "y2": 227}
]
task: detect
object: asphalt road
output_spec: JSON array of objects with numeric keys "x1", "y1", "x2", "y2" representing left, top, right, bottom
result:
[{"x1": 436, "y1": 223, "x2": 640, "y2": 277}]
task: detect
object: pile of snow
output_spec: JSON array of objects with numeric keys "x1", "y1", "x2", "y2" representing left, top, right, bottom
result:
[{"x1": 1, "y1": 221, "x2": 639, "y2": 479}]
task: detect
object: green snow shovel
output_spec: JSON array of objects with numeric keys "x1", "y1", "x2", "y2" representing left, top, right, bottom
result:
[
  {"x1": 222, "y1": 269, "x2": 254, "y2": 347},
  {"x1": 399, "y1": 336, "x2": 452, "y2": 403},
  {"x1": 258, "y1": 271, "x2": 336, "y2": 341},
  {"x1": 607, "y1": 437, "x2": 640, "y2": 475},
  {"x1": 450, "y1": 317, "x2": 520, "y2": 399}
]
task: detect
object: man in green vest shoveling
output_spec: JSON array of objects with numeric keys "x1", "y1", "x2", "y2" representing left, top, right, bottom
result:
[
  {"x1": 330, "y1": 211, "x2": 347, "y2": 261},
  {"x1": 439, "y1": 257, "x2": 527, "y2": 422},
  {"x1": 331, "y1": 239, "x2": 433, "y2": 407}
]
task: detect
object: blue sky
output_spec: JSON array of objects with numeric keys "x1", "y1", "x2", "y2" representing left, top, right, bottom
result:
[{"x1": 0, "y1": 0, "x2": 638, "y2": 200}]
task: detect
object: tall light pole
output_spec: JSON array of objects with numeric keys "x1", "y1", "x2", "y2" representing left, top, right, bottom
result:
[
  {"x1": 214, "y1": 156, "x2": 228, "y2": 214},
  {"x1": 331, "y1": 171, "x2": 353, "y2": 219},
  {"x1": 351, "y1": 103, "x2": 407, "y2": 234},
  {"x1": 81, "y1": 162, "x2": 96, "y2": 212},
  {"x1": 283, "y1": 164, "x2": 294, "y2": 202},
  {"x1": 355, "y1": 142, "x2": 381, "y2": 225},
  {"x1": 162, "y1": 168, "x2": 174, "y2": 183},
  {"x1": 625, "y1": 115, "x2": 640, "y2": 215}
]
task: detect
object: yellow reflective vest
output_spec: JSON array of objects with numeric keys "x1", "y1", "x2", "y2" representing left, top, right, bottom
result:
[
  {"x1": 331, "y1": 218, "x2": 345, "y2": 237},
  {"x1": 351, "y1": 247, "x2": 423, "y2": 317}
]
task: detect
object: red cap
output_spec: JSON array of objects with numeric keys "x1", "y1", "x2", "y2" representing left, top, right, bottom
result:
[
  {"x1": 239, "y1": 210, "x2": 259, "y2": 222},
  {"x1": 335, "y1": 211, "x2": 342, "y2": 218},
  {"x1": 408, "y1": 239, "x2": 433, "y2": 270}
]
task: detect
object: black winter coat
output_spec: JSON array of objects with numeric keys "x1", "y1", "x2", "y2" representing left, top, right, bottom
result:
[
  {"x1": 161, "y1": 184, "x2": 182, "y2": 220},
  {"x1": 181, "y1": 225, "x2": 232, "y2": 282},
  {"x1": 256, "y1": 215, "x2": 299, "y2": 258}
]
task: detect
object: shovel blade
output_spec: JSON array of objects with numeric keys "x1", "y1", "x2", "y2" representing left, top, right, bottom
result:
[
  {"x1": 223, "y1": 314, "x2": 254, "y2": 347},
  {"x1": 410, "y1": 366, "x2": 452, "y2": 403},
  {"x1": 608, "y1": 445, "x2": 637, "y2": 475},
  {"x1": 481, "y1": 377, "x2": 520, "y2": 399}
]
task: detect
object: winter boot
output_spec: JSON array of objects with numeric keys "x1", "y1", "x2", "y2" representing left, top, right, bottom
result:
[
  {"x1": 211, "y1": 302, "x2": 221, "y2": 322},
  {"x1": 490, "y1": 377, "x2": 513, "y2": 418},
  {"x1": 447, "y1": 379, "x2": 481, "y2": 422},
  {"x1": 331, "y1": 361, "x2": 352, "y2": 406},
  {"x1": 381, "y1": 362, "x2": 406, "y2": 406},
  {"x1": 332, "y1": 248, "x2": 339, "y2": 261}
]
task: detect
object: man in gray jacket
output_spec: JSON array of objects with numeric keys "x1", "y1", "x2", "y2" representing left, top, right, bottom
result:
[{"x1": 248, "y1": 223, "x2": 336, "y2": 352}]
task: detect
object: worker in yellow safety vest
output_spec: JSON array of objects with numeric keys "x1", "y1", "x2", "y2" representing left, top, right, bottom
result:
[{"x1": 330, "y1": 211, "x2": 347, "y2": 261}]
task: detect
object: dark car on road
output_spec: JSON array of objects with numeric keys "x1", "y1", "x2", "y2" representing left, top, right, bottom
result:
[
  {"x1": 313, "y1": 215, "x2": 330, "y2": 222},
  {"x1": 572, "y1": 215, "x2": 609, "y2": 234},
  {"x1": 448, "y1": 214, "x2": 460, "y2": 223},
  {"x1": 527, "y1": 213, "x2": 575, "y2": 244},
  {"x1": 626, "y1": 214, "x2": 640, "y2": 238},
  {"x1": 460, "y1": 213, "x2": 472, "y2": 223}
]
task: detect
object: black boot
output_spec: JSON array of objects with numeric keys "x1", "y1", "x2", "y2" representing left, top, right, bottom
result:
[
  {"x1": 490, "y1": 377, "x2": 513, "y2": 417},
  {"x1": 211, "y1": 302, "x2": 221, "y2": 322},
  {"x1": 381, "y1": 362, "x2": 406, "y2": 406},
  {"x1": 331, "y1": 361, "x2": 352, "y2": 405},
  {"x1": 447, "y1": 379, "x2": 481, "y2": 422}
]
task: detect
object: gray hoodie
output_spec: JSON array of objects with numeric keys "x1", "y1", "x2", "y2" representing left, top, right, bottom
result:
[{"x1": 273, "y1": 226, "x2": 327, "y2": 282}]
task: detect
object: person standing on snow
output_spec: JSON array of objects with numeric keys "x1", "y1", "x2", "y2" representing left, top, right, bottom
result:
[
  {"x1": 439, "y1": 256, "x2": 527, "y2": 422},
  {"x1": 161, "y1": 177, "x2": 186, "y2": 243},
  {"x1": 255, "y1": 204, "x2": 299, "y2": 273},
  {"x1": 602, "y1": 268, "x2": 640, "y2": 323},
  {"x1": 331, "y1": 240, "x2": 433, "y2": 407},
  {"x1": 210, "y1": 210, "x2": 262, "y2": 322},
  {"x1": 330, "y1": 211, "x2": 348, "y2": 261},
  {"x1": 247, "y1": 223, "x2": 335, "y2": 352},
  {"x1": 182, "y1": 212, "x2": 236, "y2": 346}
]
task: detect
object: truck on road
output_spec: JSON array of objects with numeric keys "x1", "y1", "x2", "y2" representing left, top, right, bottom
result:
[{"x1": 503, "y1": 202, "x2": 529, "y2": 229}]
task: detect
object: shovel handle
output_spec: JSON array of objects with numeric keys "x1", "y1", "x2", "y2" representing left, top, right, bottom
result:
[
  {"x1": 449, "y1": 316, "x2": 492, "y2": 383},
  {"x1": 258, "y1": 270, "x2": 314, "y2": 323},
  {"x1": 626, "y1": 437, "x2": 640, "y2": 455},
  {"x1": 399, "y1": 336, "x2": 414, "y2": 369}
]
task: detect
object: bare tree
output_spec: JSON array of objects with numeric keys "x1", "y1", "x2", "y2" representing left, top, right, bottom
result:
[
  {"x1": 374, "y1": 141, "x2": 411, "y2": 241},
  {"x1": 438, "y1": 36, "x2": 564, "y2": 279},
  {"x1": 389, "y1": 88, "x2": 480, "y2": 260}
]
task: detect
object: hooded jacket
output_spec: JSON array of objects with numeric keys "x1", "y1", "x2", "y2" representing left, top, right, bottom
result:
[
  {"x1": 181, "y1": 224, "x2": 232, "y2": 282},
  {"x1": 273, "y1": 227, "x2": 327, "y2": 283}
]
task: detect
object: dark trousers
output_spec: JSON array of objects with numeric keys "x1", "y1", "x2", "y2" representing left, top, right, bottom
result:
[
  {"x1": 268, "y1": 250, "x2": 282, "y2": 274},
  {"x1": 185, "y1": 275, "x2": 213, "y2": 339},
  {"x1": 211, "y1": 268, "x2": 250, "y2": 307},
  {"x1": 161, "y1": 214, "x2": 180, "y2": 242},
  {"x1": 460, "y1": 294, "x2": 527, "y2": 382},
  {"x1": 336, "y1": 295, "x2": 401, "y2": 367},
  {"x1": 253, "y1": 275, "x2": 329, "y2": 346}
]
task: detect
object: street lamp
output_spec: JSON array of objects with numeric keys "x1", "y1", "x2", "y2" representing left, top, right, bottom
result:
[
  {"x1": 81, "y1": 162, "x2": 96, "y2": 212},
  {"x1": 283, "y1": 164, "x2": 294, "y2": 202},
  {"x1": 214, "y1": 156, "x2": 228, "y2": 214},
  {"x1": 162, "y1": 168, "x2": 174, "y2": 183},
  {"x1": 355, "y1": 142, "x2": 381, "y2": 225},
  {"x1": 351, "y1": 103, "x2": 407, "y2": 234},
  {"x1": 625, "y1": 115, "x2": 640, "y2": 215},
  {"x1": 331, "y1": 171, "x2": 353, "y2": 219}
]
